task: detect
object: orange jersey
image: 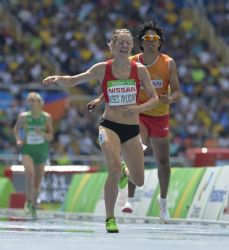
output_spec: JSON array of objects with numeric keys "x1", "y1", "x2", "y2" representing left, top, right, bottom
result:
[{"x1": 130, "y1": 53, "x2": 171, "y2": 116}]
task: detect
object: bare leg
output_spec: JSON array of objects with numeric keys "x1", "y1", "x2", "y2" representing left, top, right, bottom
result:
[
  {"x1": 104, "y1": 175, "x2": 119, "y2": 219},
  {"x1": 127, "y1": 180, "x2": 136, "y2": 197},
  {"x1": 126, "y1": 123, "x2": 149, "y2": 198},
  {"x1": 22, "y1": 155, "x2": 35, "y2": 202},
  {"x1": 33, "y1": 163, "x2": 45, "y2": 207},
  {"x1": 99, "y1": 126, "x2": 122, "y2": 219},
  {"x1": 150, "y1": 136, "x2": 170, "y2": 198},
  {"x1": 122, "y1": 135, "x2": 145, "y2": 187}
]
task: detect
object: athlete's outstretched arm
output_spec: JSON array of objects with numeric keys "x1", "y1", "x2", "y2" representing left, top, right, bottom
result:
[{"x1": 43, "y1": 63, "x2": 105, "y2": 87}]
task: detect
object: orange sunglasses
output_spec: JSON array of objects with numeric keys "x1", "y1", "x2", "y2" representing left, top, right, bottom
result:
[{"x1": 142, "y1": 34, "x2": 160, "y2": 41}]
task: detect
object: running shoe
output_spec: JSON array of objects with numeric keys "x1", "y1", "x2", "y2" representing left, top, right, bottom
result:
[
  {"x1": 24, "y1": 201, "x2": 32, "y2": 214},
  {"x1": 157, "y1": 195, "x2": 169, "y2": 223},
  {"x1": 121, "y1": 198, "x2": 134, "y2": 213},
  {"x1": 31, "y1": 206, "x2": 37, "y2": 218},
  {"x1": 118, "y1": 161, "x2": 128, "y2": 189},
  {"x1": 106, "y1": 218, "x2": 119, "y2": 233}
]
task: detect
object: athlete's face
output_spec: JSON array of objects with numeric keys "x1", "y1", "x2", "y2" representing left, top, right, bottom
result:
[
  {"x1": 27, "y1": 98, "x2": 42, "y2": 110},
  {"x1": 141, "y1": 30, "x2": 161, "y2": 52},
  {"x1": 112, "y1": 34, "x2": 133, "y2": 57}
]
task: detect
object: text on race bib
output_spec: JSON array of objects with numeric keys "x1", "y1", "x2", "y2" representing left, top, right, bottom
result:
[
  {"x1": 107, "y1": 79, "x2": 137, "y2": 106},
  {"x1": 151, "y1": 79, "x2": 163, "y2": 88},
  {"x1": 26, "y1": 131, "x2": 45, "y2": 145}
]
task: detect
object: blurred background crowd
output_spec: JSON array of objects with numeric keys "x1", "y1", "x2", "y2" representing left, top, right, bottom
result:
[{"x1": 0, "y1": 0, "x2": 228, "y2": 166}]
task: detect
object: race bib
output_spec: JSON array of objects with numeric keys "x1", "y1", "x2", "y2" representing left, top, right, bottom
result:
[
  {"x1": 107, "y1": 79, "x2": 137, "y2": 106},
  {"x1": 99, "y1": 130, "x2": 106, "y2": 145},
  {"x1": 26, "y1": 131, "x2": 45, "y2": 144},
  {"x1": 151, "y1": 79, "x2": 163, "y2": 88}
]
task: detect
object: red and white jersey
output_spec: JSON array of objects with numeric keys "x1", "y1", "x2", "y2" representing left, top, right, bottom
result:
[{"x1": 102, "y1": 59, "x2": 141, "y2": 106}]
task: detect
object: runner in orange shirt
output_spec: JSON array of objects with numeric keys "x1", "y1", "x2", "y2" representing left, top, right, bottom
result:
[{"x1": 87, "y1": 21, "x2": 181, "y2": 223}]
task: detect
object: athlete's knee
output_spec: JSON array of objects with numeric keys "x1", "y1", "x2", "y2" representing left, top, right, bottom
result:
[{"x1": 107, "y1": 164, "x2": 121, "y2": 180}]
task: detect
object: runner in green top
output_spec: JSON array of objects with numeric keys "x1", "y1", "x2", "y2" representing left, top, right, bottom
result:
[{"x1": 13, "y1": 92, "x2": 53, "y2": 217}]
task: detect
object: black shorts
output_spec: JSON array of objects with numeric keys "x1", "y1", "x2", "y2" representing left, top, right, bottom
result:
[{"x1": 100, "y1": 118, "x2": 140, "y2": 144}]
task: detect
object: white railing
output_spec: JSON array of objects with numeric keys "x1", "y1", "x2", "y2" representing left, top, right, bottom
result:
[{"x1": 0, "y1": 153, "x2": 189, "y2": 167}]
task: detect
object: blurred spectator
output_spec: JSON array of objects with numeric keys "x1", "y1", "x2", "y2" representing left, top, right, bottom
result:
[{"x1": 205, "y1": 0, "x2": 229, "y2": 44}]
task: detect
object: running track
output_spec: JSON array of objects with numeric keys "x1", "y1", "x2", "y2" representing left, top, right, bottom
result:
[{"x1": 0, "y1": 209, "x2": 229, "y2": 250}]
